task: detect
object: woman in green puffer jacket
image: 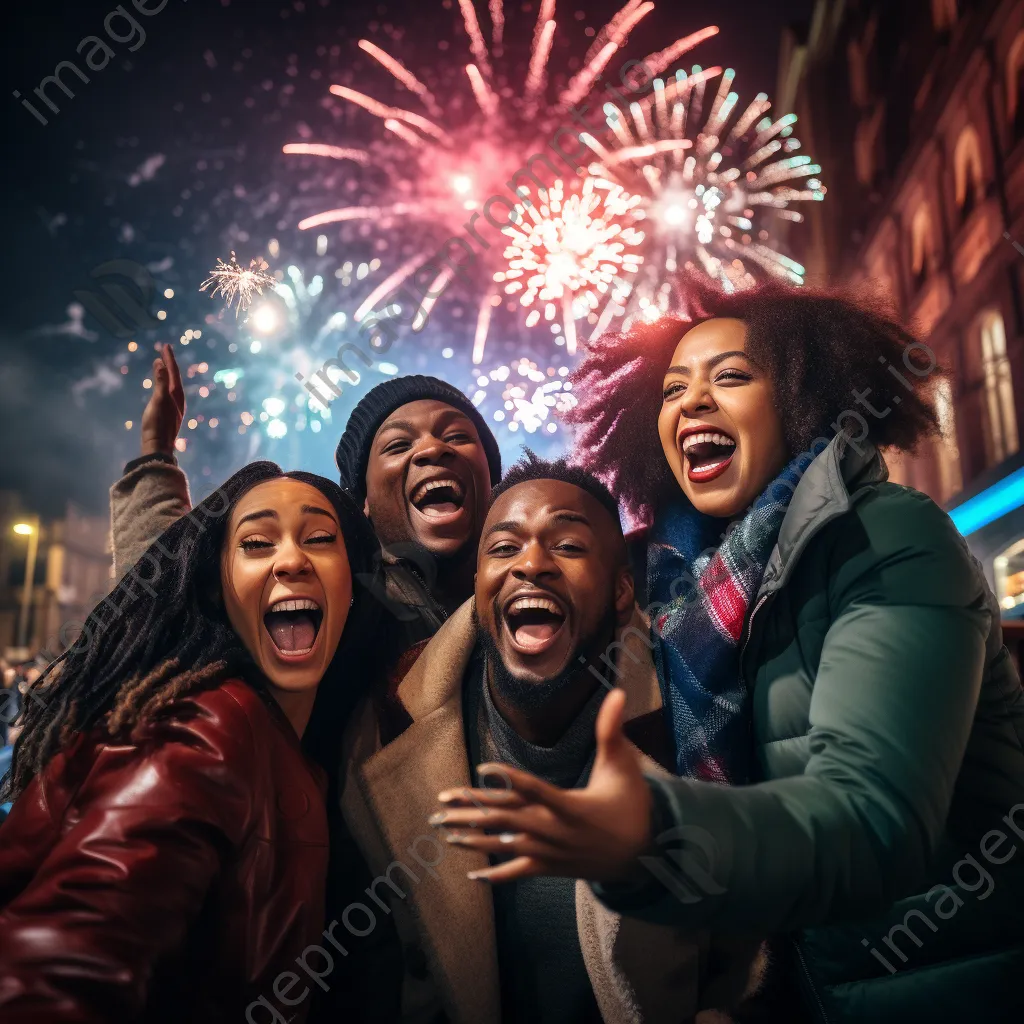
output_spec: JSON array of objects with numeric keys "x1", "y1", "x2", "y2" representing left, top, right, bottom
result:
[{"x1": 432, "y1": 279, "x2": 1024, "y2": 1023}]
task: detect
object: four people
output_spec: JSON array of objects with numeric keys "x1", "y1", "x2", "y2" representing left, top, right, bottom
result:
[{"x1": 2, "y1": 278, "x2": 1024, "y2": 1023}]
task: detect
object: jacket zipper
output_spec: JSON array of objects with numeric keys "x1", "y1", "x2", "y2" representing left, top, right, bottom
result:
[
  {"x1": 739, "y1": 591, "x2": 771, "y2": 673},
  {"x1": 794, "y1": 937, "x2": 831, "y2": 1024}
]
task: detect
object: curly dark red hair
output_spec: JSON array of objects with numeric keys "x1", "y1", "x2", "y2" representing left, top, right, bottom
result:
[{"x1": 563, "y1": 274, "x2": 944, "y2": 527}]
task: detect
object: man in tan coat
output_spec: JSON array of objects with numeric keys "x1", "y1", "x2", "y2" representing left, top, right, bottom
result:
[{"x1": 340, "y1": 453, "x2": 764, "y2": 1024}]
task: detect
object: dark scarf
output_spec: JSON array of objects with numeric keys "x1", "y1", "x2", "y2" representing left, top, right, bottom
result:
[{"x1": 648, "y1": 456, "x2": 805, "y2": 783}]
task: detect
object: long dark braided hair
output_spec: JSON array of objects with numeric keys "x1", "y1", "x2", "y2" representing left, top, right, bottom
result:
[{"x1": 2, "y1": 461, "x2": 384, "y2": 802}]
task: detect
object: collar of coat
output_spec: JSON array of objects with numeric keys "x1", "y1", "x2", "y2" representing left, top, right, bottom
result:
[
  {"x1": 340, "y1": 599, "x2": 713, "y2": 1024},
  {"x1": 761, "y1": 435, "x2": 887, "y2": 595}
]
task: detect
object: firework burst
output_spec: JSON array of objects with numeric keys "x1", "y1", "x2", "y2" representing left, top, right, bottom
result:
[
  {"x1": 200, "y1": 251, "x2": 276, "y2": 317},
  {"x1": 284, "y1": 0, "x2": 719, "y2": 361},
  {"x1": 470, "y1": 355, "x2": 577, "y2": 438},
  {"x1": 495, "y1": 177, "x2": 644, "y2": 357},
  {"x1": 583, "y1": 65, "x2": 825, "y2": 328}
]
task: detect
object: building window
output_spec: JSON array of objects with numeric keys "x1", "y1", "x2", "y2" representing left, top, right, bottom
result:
[
  {"x1": 953, "y1": 126, "x2": 983, "y2": 221},
  {"x1": 979, "y1": 309, "x2": 1019, "y2": 464},
  {"x1": 995, "y1": 538, "x2": 1024, "y2": 615},
  {"x1": 1008, "y1": 31, "x2": 1024, "y2": 139},
  {"x1": 933, "y1": 377, "x2": 963, "y2": 501},
  {"x1": 910, "y1": 204, "x2": 934, "y2": 290},
  {"x1": 931, "y1": 0, "x2": 957, "y2": 32}
]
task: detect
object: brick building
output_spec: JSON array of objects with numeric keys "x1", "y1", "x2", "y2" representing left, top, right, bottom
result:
[{"x1": 779, "y1": 0, "x2": 1024, "y2": 610}]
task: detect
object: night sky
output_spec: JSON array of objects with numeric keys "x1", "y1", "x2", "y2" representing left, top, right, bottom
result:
[{"x1": 0, "y1": 0, "x2": 814, "y2": 518}]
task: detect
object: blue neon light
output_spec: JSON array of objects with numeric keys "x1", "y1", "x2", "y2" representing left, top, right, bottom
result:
[{"x1": 948, "y1": 465, "x2": 1024, "y2": 535}]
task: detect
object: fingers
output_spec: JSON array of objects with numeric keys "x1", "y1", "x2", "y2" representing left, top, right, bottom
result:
[
  {"x1": 440, "y1": 765, "x2": 569, "y2": 811},
  {"x1": 443, "y1": 830, "x2": 563, "y2": 863},
  {"x1": 151, "y1": 356, "x2": 168, "y2": 398},
  {"x1": 595, "y1": 687, "x2": 627, "y2": 747},
  {"x1": 162, "y1": 344, "x2": 185, "y2": 416},
  {"x1": 594, "y1": 687, "x2": 629, "y2": 768},
  {"x1": 467, "y1": 856, "x2": 545, "y2": 885},
  {"x1": 429, "y1": 805, "x2": 555, "y2": 841},
  {"x1": 436, "y1": 786, "x2": 529, "y2": 810}
]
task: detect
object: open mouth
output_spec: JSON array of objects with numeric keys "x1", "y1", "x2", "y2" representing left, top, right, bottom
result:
[
  {"x1": 681, "y1": 430, "x2": 737, "y2": 483},
  {"x1": 409, "y1": 477, "x2": 466, "y2": 519},
  {"x1": 502, "y1": 594, "x2": 568, "y2": 655},
  {"x1": 263, "y1": 597, "x2": 323, "y2": 657}
]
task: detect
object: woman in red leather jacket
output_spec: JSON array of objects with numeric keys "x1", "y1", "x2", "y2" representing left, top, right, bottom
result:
[{"x1": 0, "y1": 460, "x2": 383, "y2": 1024}]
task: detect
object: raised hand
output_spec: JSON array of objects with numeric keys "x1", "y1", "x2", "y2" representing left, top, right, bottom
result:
[
  {"x1": 140, "y1": 344, "x2": 185, "y2": 457},
  {"x1": 430, "y1": 688, "x2": 653, "y2": 884}
]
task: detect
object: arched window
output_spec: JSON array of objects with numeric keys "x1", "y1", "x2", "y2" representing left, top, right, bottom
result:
[
  {"x1": 953, "y1": 126, "x2": 984, "y2": 221},
  {"x1": 1007, "y1": 31, "x2": 1024, "y2": 139},
  {"x1": 978, "y1": 309, "x2": 1019, "y2": 464},
  {"x1": 933, "y1": 377, "x2": 963, "y2": 501},
  {"x1": 931, "y1": 0, "x2": 957, "y2": 32},
  {"x1": 910, "y1": 204, "x2": 934, "y2": 289}
]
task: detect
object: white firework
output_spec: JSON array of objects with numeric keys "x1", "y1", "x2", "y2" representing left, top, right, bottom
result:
[
  {"x1": 471, "y1": 356, "x2": 577, "y2": 436},
  {"x1": 582, "y1": 65, "x2": 826, "y2": 331}
]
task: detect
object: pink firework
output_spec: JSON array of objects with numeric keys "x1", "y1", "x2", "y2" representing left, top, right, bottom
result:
[{"x1": 283, "y1": 0, "x2": 718, "y2": 362}]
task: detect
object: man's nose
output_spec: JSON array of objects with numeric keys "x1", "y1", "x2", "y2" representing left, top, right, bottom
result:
[
  {"x1": 511, "y1": 539, "x2": 559, "y2": 579},
  {"x1": 411, "y1": 436, "x2": 454, "y2": 465}
]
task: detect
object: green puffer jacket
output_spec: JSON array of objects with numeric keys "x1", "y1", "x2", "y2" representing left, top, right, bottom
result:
[{"x1": 598, "y1": 436, "x2": 1024, "y2": 1023}]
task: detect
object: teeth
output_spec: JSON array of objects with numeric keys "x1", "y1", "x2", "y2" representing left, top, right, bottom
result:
[
  {"x1": 413, "y1": 478, "x2": 464, "y2": 502},
  {"x1": 508, "y1": 596, "x2": 563, "y2": 616},
  {"x1": 681, "y1": 431, "x2": 736, "y2": 452},
  {"x1": 267, "y1": 598, "x2": 320, "y2": 613}
]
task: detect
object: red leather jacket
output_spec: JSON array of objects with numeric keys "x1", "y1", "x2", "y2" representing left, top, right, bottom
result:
[{"x1": 0, "y1": 678, "x2": 329, "y2": 1023}]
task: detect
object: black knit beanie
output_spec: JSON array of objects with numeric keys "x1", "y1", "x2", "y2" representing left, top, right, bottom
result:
[{"x1": 335, "y1": 374, "x2": 502, "y2": 500}]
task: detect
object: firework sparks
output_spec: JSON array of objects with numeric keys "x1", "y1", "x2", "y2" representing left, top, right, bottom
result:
[
  {"x1": 494, "y1": 178, "x2": 645, "y2": 359},
  {"x1": 284, "y1": 1, "x2": 718, "y2": 359},
  {"x1": 281, "y1": 143, "x2": 371, "y2": 164},
  {"x1": 471, "y1": 356, "x2": 577, "y2": 437},
  {"x1": 585, "y1": 64, "x2": 826, "y2": 322},
  {"x1": 200, "y1": 252, "x2": 276, "y2": 317}
]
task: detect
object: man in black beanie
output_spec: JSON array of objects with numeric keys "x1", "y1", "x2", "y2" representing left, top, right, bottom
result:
[
  {"x1": 333, "y1": 373, "x2": 502, "y2": 644},
  {"x1": 109, "y1": 346, "x2": 501, "y2": 651}
]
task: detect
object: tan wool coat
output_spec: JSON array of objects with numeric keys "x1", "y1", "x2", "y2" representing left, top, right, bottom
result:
[{"x1": 340, "y1": 599, "x2": 766, "y2": 1024}]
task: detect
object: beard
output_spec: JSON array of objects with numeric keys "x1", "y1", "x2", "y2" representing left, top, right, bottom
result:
[{"x1": 472, "y1": 601, "x2": 618, "y2": 714}]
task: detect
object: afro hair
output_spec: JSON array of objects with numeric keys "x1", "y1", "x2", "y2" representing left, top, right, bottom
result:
[
  {"x1": 563, "y1": 273, "x2": 945, "y2": 526},
  {"x1": 490, "y1": 449, "x2": 622, "y2": 533}
]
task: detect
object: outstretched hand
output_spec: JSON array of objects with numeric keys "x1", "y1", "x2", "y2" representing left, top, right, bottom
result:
[
  {"x1": 431, "y1": 688, "x2": 653, "y2": 884},
  {"x1": 141, "y1": 344, "x2": 185, "y2": 457}
]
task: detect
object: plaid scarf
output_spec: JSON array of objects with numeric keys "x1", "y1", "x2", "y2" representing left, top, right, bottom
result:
[{"x1": 648, "y1": 456, "x2": 805, "y2": 783}]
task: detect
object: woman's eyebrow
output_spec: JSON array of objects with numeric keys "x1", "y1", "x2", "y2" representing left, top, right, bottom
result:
[
  {"x1": 665, "y1": 350, "x2": 751, "y2": 376},
  {"x1": 301, "y1": 504, "x2": 338, "y2": 521},
  {"x1": 236, "y1": 509, "x2": 277, "y2": 527}
]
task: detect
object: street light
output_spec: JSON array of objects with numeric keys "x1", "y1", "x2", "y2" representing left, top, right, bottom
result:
[{"x1": 12, "y1": 519, "x2": 39, "y2": 651}]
